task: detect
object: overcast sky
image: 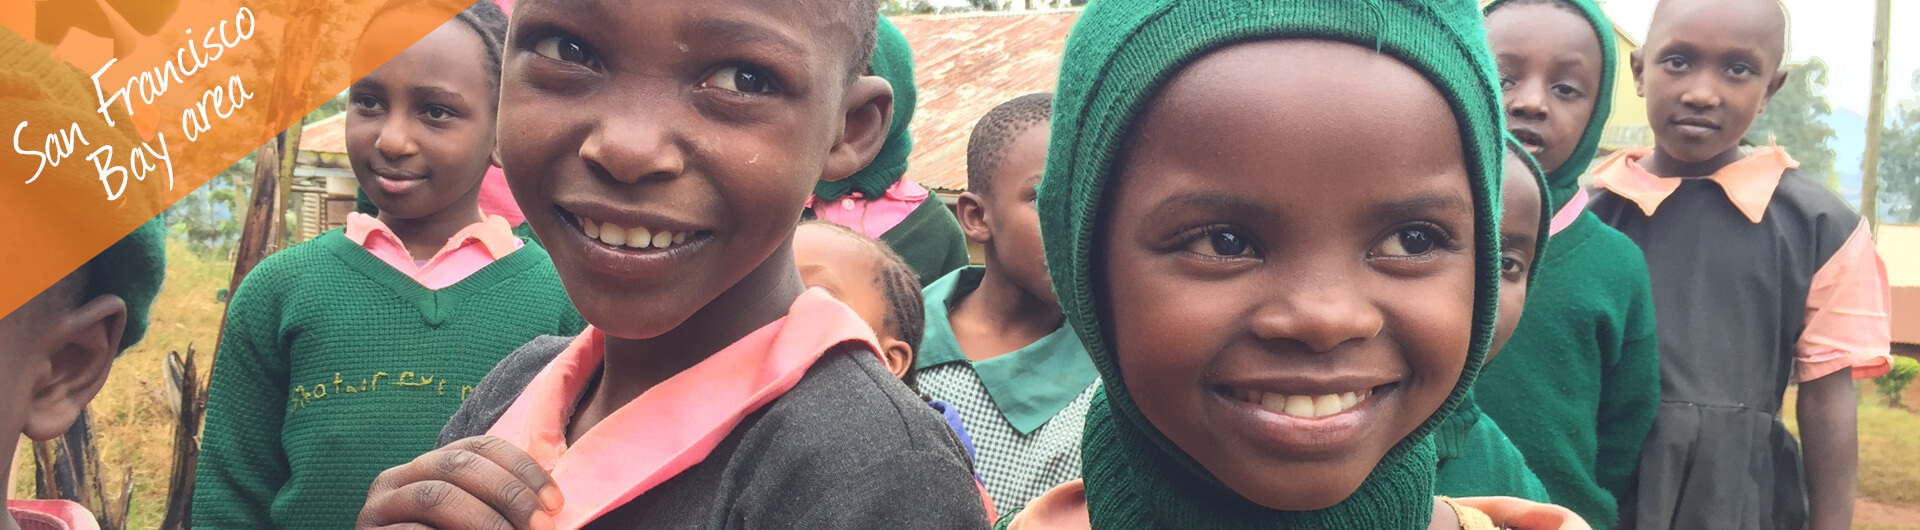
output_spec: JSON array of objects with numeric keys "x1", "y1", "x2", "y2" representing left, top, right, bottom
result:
[{"x1": 1600, "y1": 0, "x2": 1918, "y2": 117}]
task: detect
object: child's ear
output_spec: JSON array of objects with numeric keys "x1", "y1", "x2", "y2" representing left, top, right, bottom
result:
[
  {"x1": 1759, "y1": 66, "x2": 1790, "y2": 113},
  {"x1": 878, "y1": 338, "x2": 914, "y2": 380},
  {"x1": 820, "y1": 76, "x2": 895, "y2": 183},
  {"x1": 955, "y1": 192, "x2": 993, "y2": 245},
  {"x1": 22, "y1": 294, "x2": 125, "y2": 442},
  {"x1": 1629, "y1": 48, "x2": 1646, "y2": 97}
]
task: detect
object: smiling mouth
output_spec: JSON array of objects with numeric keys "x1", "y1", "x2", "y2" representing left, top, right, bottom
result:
[
  {"x1": 561, "y1": 209, "x2": 708, "y2": 251},
  {"x1": 1227, "y1": 386, "x2": 1376, "y2": 419}
]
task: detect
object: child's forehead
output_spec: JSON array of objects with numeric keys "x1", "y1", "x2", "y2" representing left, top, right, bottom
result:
[{"x1": 1647, "y1": 0, "x2": 1786, "y2": 60}]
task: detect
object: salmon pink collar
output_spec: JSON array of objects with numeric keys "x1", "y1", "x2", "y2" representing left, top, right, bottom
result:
[
  {"x1": 486, "y1": 289, "x2": 880, "y2": 530},
  {"x1": 1591, "y1": 147, "x2": 1799, "y2": 224}
]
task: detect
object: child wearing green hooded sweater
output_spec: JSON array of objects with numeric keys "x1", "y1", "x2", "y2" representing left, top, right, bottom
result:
[
  {"x1": 1433, "y1": 139, "x2": 1555, "y2": 503},
  {"x1": 1474, "y1": 1, "x2": 1661, "y2": 527},
  {"x1": 805, "y1": 17, "x2": 972, "y2": 288},
  {"x1": 997, "y1": 0, "x2": 1586, "y2": 528}
]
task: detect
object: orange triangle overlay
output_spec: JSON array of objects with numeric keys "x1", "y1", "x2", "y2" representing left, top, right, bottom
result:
[{"x1": 1, "y1": 0, "x2": 472, "y2": 318}]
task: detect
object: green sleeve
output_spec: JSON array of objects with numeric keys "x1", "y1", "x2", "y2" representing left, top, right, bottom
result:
[
  {"x1": 192, "y1": 259, "x2": 295, "y2": 529},
  {"x1": 1595, "y1": 258, "x2": 1660, "y2": 507}
]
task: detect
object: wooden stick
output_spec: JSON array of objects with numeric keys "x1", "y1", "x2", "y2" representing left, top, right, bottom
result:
[
  {"x1": 1863, "y1": 0, "x2": 1891, "y2": 235},
  {"x1": 160, "y1": 346, "x2": 208, "y2": 530}
]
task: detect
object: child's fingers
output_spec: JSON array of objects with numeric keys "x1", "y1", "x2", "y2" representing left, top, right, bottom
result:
[
  {"x1": 1452, "y1": 497, "x2": 1592, "y2": 530},
  {"x1": 360, "y1": 480, "x2": 547, "y2": 530},
  {"x1": 446, "y1": 436, "x2": 565, "y2": 512}
]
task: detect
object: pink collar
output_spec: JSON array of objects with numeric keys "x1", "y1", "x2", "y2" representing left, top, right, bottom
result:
[
  {"x1": 1590, "y1": 147, "x2": 1799, "y2": 224},
  {"x1": 487, "y1": 289, "x2": 880, "y2": 529}
]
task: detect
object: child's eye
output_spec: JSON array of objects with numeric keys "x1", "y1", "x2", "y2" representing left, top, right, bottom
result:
[
  {"x1": 701, "y1": 66, "x2": 774, "y2": 94},
  {"x1": 531, "y1": 35, "x2": 594, "y2": 66},
  {"x1": 423, "y1": 106, "x2": 455, "y2": 120},
  {"x1": 1659, "y1": 56, "x2": 1689, "y2": 71},
  {"x1": 1499, "y1": 76, "x2": 1516, "y2": 91},
  {"x1": 352, "y1": 95, "x2": 384, "y2": 112},
  {"x1": 1501, "y1": 253, "x2": 1529, "y2": 278},
  {"x1": 1183, "y1": 229, "x2": 1254, "y2": 258},
  {"x1": 1551, "y1": 84, "x2": 1583, "y2": 98},
  {"x1": 1372, "y1": 226, "x2": 1444, "y2": 258},
  {"x1": 1727, "y1": 64, "x2": 1755, "y2": 77}
]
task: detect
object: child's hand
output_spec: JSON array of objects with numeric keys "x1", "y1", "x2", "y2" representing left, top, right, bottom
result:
[
  {"x1": 1452, "y1": 497, "x2": 1591, "y2": 530},
  {"x1": 357, "y1": 436, "x2": 564, "y2": 530}
]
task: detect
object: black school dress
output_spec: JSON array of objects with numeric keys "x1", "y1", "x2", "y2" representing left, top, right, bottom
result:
[{"x1": 1588, "y1": 148, "x2": 1888, "y2": 530}]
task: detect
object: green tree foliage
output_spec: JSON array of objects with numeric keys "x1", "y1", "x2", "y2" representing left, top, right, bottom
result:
[
  {"x1": 1746, "y1": 57, "x2": 1838, "y2": 182},
  {"x1": 1875, "y1": 355, "x2": 1920, "y2": 408},
  {"x1": 1877, "y1": 69, "x2": 1920, "y2": 223}
]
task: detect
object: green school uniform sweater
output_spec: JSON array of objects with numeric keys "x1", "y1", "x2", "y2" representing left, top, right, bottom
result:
[
  {"x1": 192, "y1": 229, "x2": 586, "y2": 530},
  {"x1": 1475, "y1": 210, "x2": 1660, "y2": 529},
  {"x1": 1433, "y1": 394, "x2": 1551, "y2": 502}
]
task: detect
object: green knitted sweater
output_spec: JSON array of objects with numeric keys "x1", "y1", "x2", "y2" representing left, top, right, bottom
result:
[
  {"x1": 1474, "y1": 211, "x2": 1659, "y2": 529},
  {"x1": 192, "y1": 230, "x2": 585, "y2": 530}
]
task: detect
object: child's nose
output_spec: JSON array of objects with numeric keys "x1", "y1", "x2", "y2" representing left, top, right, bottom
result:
[
  {"x1": 1679, "y1": 81, "x2": 1722, "y2": 109},
  {"x1": 1248, "y1": 281, "x2": 1385, "y2": 354},
  {"x1": 580, "y1": 111, "x2": 686, "y2": 184},
  {"x1": 1505, "y1": 82, "x2": 1549, "y2": 120},
  {"x1": 374, "y1": 116, "x2": 419, "y2": 159}
]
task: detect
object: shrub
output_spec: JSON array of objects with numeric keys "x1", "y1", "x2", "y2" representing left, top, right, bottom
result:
[{"x1": 1874, "y1": 356, "x2": 1920, "y2": 408}]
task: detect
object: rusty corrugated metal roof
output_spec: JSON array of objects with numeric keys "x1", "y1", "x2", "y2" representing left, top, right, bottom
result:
[
  {"x1": 895, "y1": 10, "x2": 1079, "y2": 192},
  {"x1": 300, "y1": 112, "x2": 347, "y2": 154}
]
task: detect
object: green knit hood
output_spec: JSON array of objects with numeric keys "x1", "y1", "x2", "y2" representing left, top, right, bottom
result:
[
  {"x1": 0, "y1": 30, "x2": 166, "y2": 354},
  {"x1": 1484, "y1": 0, "x2": 1616, "y2": 211},
  {"x1": 1036, "y1": 0, "x2": 1506, "y2": 527},
  {"x1": 813, "y1": 17, "x2": 917, "y2": 202}
]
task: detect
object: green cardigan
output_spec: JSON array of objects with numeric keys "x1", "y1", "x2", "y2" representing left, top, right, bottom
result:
[
  {"x1": 193, "y1": 230, "x2": 585, "y2": 529},
  {"x1": 1475, "y1": 210, "x2": 1660, "y2": 529}
]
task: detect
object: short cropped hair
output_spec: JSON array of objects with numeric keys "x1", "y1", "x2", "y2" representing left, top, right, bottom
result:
[
  {"x1": 966, "y1": 93, "x2": 1054, "y2": 195},
  {"x1": 840, "y1": 0, "x2": 884, "y2": 79}
]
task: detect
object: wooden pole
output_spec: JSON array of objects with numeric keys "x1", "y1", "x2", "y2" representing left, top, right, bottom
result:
[
  {"x1": 1863, "y1": 0, "x2": 1891, "y2": 235},
  {"x1": 229, "y1": 136, "x2": 284, "y2": 296}
]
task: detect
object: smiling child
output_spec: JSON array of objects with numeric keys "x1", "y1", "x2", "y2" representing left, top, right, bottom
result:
[
  {"x1": 1589, "y1": 1, "x2": 1893, "y2": 528},
  {"x1": 356, "y1": 0, "x2": 991, "y2": 528},
  {"x1": 999, "y1": 0, "x2": 1584, "y2": 528},
  {"x1": 1473, "y1": 1, "x2": 1662, "y2": 527},
  {"x1": 193, "y1": 3, "x2": 586, "y2": 528}
]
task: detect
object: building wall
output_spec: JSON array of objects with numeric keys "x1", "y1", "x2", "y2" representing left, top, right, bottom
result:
[{"x1": 1600, "y1": 30, "x2": 1651, "y2": 150}]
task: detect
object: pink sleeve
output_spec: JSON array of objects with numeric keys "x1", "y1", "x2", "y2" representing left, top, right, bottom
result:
[{"x1": 1796, "y1": 219, "x2": 1893, "y2": 382}]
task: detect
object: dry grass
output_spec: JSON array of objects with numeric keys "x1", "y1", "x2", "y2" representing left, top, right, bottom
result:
[
  {"x1": 1784, "y1": 376, "x2": 1920, "y2": 527},
  {"x1": 11, "y1": 242, "x2": 228, "y2": 529}
]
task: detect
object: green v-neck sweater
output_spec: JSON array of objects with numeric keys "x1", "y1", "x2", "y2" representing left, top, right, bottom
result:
[
  {"x1": 193, "y1": 230, "x2": 586, "y2": 530},
  {"x1": 1474, "y1": 210, "x2": 1659, "y2": 529}
]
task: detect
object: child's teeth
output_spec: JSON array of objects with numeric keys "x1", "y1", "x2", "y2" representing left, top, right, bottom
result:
[
  {"x1": 1250, "y1": 390, "x2": 1369, "y2": 418},
  {"x1": 1260, "y1": 392, "x2": 1287, "y2": 412},
  {"x1": 673, "y1": 231, "x2": 687, "y2": 244},
  {"x1": 1313, "y1": 394, "x2": 1343, "y2": 416},
  {"x1": 1284, "y1": 395, "x2": 1315, "y2": 417},
  {"x1": 599, "y1": 222, "x2": 626, "y2": 246},
  {"x1": 651, "y1": 230, "x2": 673, "y2": 248},
  {"x1": 627, "y1": 226, "x2": 652, "y2": 249},
  {"x1": 582, "y1": 217, "x2": 601, "y2": 238}
]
